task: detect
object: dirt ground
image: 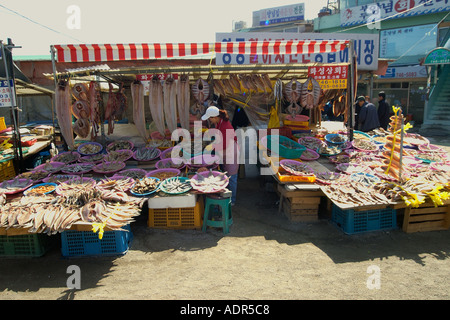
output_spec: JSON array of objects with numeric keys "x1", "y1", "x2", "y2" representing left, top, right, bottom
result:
[
  {"x1": 0, "y1": 125, "x2": 449, "y2": 301},
  {"x1": 0, "y1": 174, "x2": 449, "y2": 301}
]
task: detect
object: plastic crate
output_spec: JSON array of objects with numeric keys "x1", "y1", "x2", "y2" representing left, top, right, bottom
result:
[
  {"x1": 332, "y1": 205, "x2": 397, "y2": 235},
  {"x1": 0, "y1": 233, "x2": 56, "y2": 258},
  {"x1": 61, "y1": 225, "x2": 132, "y2": 258},
  {"x1": 148, "y1": 197, "x2": 204, "y2": 229},
  {"x1": 0, "y1": 159, "x2": 16, "y2": 182},
  {"x1": 266, "y1": 135, "x2": 306, "y2": 159}
]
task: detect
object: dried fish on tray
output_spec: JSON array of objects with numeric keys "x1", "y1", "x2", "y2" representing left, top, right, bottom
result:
[
  {"x1": 56, "y1": 176, "x2": 96, "y2": 195},
  {"x1": 93, "y1": 161, "x2": 126, "y2": 174},
  {"x1": 61, "y1": 163, "x2": 94, "y2": 175},
  {"x1": 315, "y1": 171, "x2": 341, "y2": 185},
  {"x1": 132, "y1": 147, "x2": 161, "y2": 161},
  {"x1": 297, "y1": 136, "x2": 325, "y2": 150},
  {"x1": 317, "y1": 144, "x2": 342, "y2": 156},
  {"x1": 190, "y1": 170, "x2": 229, "y2": 193},
  {"x1": 160, "y1": 177, "x2": 192, "y2": 195},
  {"x1": 146, "y1": 168, "x2": 180, "y2": 180},
  {"x1": 336, "y1": 162, "x2": 371, "y2": 175},
  {"x1": 329, "y1": 155, "x2": 349, "y2": 164},
  {"x1": 43, "y1": 175, "x2": 78, "y2": 184},
  {"x1": 17, "y1": 170, "x2": 50, "y2": 184},
  {"x1": 117, "y1": 168, "x2": 147, "y2": 180},
  {"x1": 352, "y1": 138, "x2": 378, "y2": 152},
  {"x1": 0, "y1": 178, "x2": 34, "y2": 195},
  {"x1": 33, "y1": 162, "x2": 66, "y2": 174},
  {"x1": 280, "y1": 159, "x2": 314, "y2": 176},
  {"x1": 155, "y1": 158, "x2": 186, "y2": 170},
  {"x1": 350, "y1": 172, "x2": 380, "y2": 187},
  {"x1": 79, "y1": 153, "x2": 105, "y2": 164},
  {"x1": 106, "y1": 140, "x2": 134, "y2": 152},
  {"x1": 130, "y1": 177, "x2": 161, "y2": 196},
  {"x1": 77, "y1": 142, "x2": 103, "y2": 156},
  {"x1": 96, "y1": 177, "x2": 135, "y2": 193},
  {"x1": 104, "y1": 149, "x2": 134, "y2": 162},
  {"x1": 300, "y1": 149, "x2": 320, "y2": 161},
  {"x1": 50, "y1": 151, "x2": 81, "y2": 164}
]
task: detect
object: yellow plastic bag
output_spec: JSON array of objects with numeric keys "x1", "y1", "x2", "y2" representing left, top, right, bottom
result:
[{"x1": 268, "y1": 105, "x2": 280, "y2": 129}]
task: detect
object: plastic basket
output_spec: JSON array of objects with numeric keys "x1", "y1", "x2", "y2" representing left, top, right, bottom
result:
[
  {"x1": 148, "y1": 198, "x2": 204, "y2": 229},
  {"x1": 331, "y1": 205, "x2": 397, "y2": 235},
  {"x1": 0, "y1": 159, "x2": 16, "y2": 183},
  {"x1": 266, "y1": 135, "x2": 306, "y2": 159},
  {"x1": 0, "y1": 233, "x2": 57, "y2": 258},
  {"x1": 61, "y1": 225, "x2": 132, "y2": 258}
]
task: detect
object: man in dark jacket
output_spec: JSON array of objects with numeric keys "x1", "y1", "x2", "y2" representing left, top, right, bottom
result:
[
  {"x1": 354, "y1": 96, "x2": 367, "y2": 130},
  {"x1": 358, "y1": 102, "x2": 380, "y2": 132},
  {"x1": 377, "y1": 92, "x2": 390, "y2": 130}
]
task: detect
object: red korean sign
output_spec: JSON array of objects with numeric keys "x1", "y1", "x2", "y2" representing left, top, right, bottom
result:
[{"x1": 308, "y1": 65, "x2": 348, "y2": 90}]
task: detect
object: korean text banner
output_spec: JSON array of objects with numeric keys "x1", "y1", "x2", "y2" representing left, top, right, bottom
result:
[
  {"x1": 341, "y1": 0, "x2": 450, "y2": 27},
  {"x1": 215, "y1": 32, "x2": 379, "y2": 71},
  {"x1": 53, "y1": 41, "x2": 348, "y2": 63}
]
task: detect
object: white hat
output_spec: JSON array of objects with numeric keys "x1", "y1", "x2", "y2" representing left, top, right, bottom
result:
[{"x1": 201, "y1": 106, "x2": 220, "y2": 121}]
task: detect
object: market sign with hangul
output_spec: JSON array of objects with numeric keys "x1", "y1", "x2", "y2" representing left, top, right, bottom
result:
[
  {"x1": 308, "y1": 65, "x2": 348, "y2": 89},
  {"x1": 341, "y1": 0, "x2": 450, "y2": 27}
]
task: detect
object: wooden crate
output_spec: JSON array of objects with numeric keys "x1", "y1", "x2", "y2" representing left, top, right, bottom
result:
[
  {"x1": 277, "y1": 184, "x2": 322, "y2": 222},
  {"x1": 402, "y1": 203, "x2": 450, "y2": 233}
]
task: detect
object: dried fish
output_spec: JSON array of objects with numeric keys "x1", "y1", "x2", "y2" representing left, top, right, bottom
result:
[
  {"x1": 131, "y1": 177, "x2": 160, "y2": 195},
  {"x1": 161, "y1": 177, "x2": 191, "y2": 194}
]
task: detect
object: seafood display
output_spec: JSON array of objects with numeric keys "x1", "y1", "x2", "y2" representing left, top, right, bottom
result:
[
  {"x1": 190, "y1": 171, "x2": 229, "y2": 193},
  {"x1": 177, "y1": 75, "x2": 191, "y2": 130},
  {"x1": 43, "y1": 175, "x2": 78, "y2": 184},
  {"x1": 191, "y1": 78, "x2": 209, "y2": 118},
  {"x1": 52, "y1": 151, "x2": 80, "y2": 164},
  {"x1": 88, "y1": 81, "x2": 101, "y2": 140},
  {"x1": 336, "y1": 162, "x2": 371, "y2": 175},
  {"x1": 114, "y1": 83, "x2": 128, "y2": 121},
  {"x1": 61, "y1": 163, "x2": 94, "y2": 174},
  {"x1": 71, "y1": 83, "x2": 89, "y2": 101},
  {"x1": 73, "y1": 118, "x2": 91, "y2": 139},
  {"x1": 353, "y1": 131, "x2": 372, "y2": 141},
  {"x1": 78, "y1": 142, "x2": 102, "y2": 156},
  {"x1": 352, "y1": 138, "x2": 378, "y2": 152},
  {"x1": 280, "y1": 161, "x2": 314, "y2": 176},
  {"x1": 118, "y1": 169, "x2": 147, "y2": 180},
  {"x1": 284, "y1": 78, "x2": 302, "y2": 116},
  {"x1": 0, "y1": 178, "x2": 33, "y2": 194},
  {"x1": 160, "y1": 177, "x2": 192, "y2": 194},
  {"x1": 133, "y1": 147, "x2": 161, "y2": 161},
  {"x1": 93, "y1": 161, "x2": 126, "y2": 174},
  {"x1": 350, "y1": 172, "x2": 380, "y2": 186},
  {"x1": 104, "y1": 150, "x2": 133, "y2": 162},
  {"x1": 298, "y1": 137, "x2": 324, "y2": 150},
  {"x1": 156, "y1": 158, "x2": 185, "y2": 170},
  {"x1": 55, "y1": 79, "x2": 75, "y2": 150},
  {"x1": 147, "y1": 169, "x2": 180, "y2": 180},
  {"x1": 299, "y1": 148, "x2": 320, "y2": 161},
  {"x1": 300, "y1": 77, "x2": 321, "y2": 110},
  {"x1": 17, "y1": 170, "x2": 49, "y2": 183},
  {"x1": 415, "y1": 152, "x2": 447, "y2": 163},
  {"x1": 326, "y1": 134, "x2": 347, "y2": 144},
  {"x1": 24, "y1": 183, "x2": 57, "y2": 196},
  {"x1": 71, "y1": 100, "x2": 91, "y2": 120},
  {"x1": 317, "y1": 144, "x2": 341, "y2": 156},
  {"x1": 332, "y1": 94, "x2": 346, "y2": 118},
  {"x1": 163, "y1": 77, "x2": 177, "y2": 132},
  {"x1": 315, "y1": 171, "x2": 341, "y2": 183},
  {"x1": 131, "y1": 177, "x2": 160, "y2": 195},
  {"x1": 96, "y1": 177, "x2": 135, "y2": 193},
  {"x1": 131, "y1": 81, "x2": 149, "y2": 142},
  {"x1": 329, "y1": 155, "x2": 349, "y2": 164},
  {"x1": 148, "y1": 76, "x2": 166, "y2": 135},
  {"x1": 34, "y1": 162, "x2": 66, "y2": 174},
  {"x1": 79, "y1": 153, "x2": 105, "y2": 164},
  {"x1": 107, "y1": 140, "x2": 134, "y2": 152}
]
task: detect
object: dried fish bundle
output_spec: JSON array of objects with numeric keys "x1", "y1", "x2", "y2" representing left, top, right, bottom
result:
[{"x1": 131, "y1": 177, "x2": 160, "y2": 195}]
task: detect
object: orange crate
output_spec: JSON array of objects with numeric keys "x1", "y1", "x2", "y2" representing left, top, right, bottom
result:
[
  {"x1": 0, "y1": 160, "x2": 15, "y2": 182},
  {"x1": 148, "y1": 197, "x2": 204, "y2": 229}
]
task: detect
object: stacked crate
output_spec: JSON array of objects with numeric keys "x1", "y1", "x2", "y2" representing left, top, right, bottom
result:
[{"x1": 277, "y1": 184, "x2": 322, "y2": 222}]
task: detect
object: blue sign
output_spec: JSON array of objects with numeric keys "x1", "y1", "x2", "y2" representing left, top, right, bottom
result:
[{"x1": 0, "y1": 79, "x2": 16, "y2": 108}]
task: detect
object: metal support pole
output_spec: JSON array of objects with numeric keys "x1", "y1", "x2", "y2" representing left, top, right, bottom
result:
[
  {"x1": 348, "y1": 41, "x2": 355, "y2": 142},
  {"x1": 50, "y1": 46, "x2": 58, "y2": 145},
  {"x1": 1, "y1": 40, "x2": 24, "y2": 173},
  {"x1": 399, "y1": 118, "x2": 404, "y2": 183}
]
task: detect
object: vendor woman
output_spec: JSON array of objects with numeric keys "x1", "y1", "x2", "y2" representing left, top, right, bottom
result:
[{"x1": 201, "y1": 106, "x2": 239, "y2": 206}]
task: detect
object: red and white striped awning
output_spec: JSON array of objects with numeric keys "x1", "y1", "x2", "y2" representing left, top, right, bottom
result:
[{"x1": 53, "y1": 40, "x2": 350, "y2": 63}]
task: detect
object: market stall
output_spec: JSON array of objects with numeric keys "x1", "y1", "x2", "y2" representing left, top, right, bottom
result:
[{"x1": 7, "y1": 38, "x2": 447, "y2": 259}]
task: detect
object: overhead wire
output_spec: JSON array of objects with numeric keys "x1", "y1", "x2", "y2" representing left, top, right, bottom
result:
[{"x1": 0, "y1": 3, "x2": 82, "y2": 43}]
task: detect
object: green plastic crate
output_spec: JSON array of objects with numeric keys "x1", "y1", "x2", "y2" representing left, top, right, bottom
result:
[
  {"x1": 266, "y1": 135, "x2": 306, "y2": 159},
  {"x1": 0, "y1": 234, "x2": 56, "y2": 258}
]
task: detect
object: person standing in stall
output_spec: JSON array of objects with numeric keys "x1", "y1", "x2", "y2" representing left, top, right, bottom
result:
[
  {"x1": 377, "y1": 91, "x2": 390, "y2": 130},
  {"x1": 354, "y1": 96, "x2": 367, "y2": 131},
  {"x1": 201, "y1": 106, "x2": 239, "y2": 206}
]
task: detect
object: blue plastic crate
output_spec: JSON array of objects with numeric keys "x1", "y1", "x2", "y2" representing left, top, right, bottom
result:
[
  {"x1": 61, "y1": 225, "x2": 133, "y2": 258},
  {"x1": 332, "y1": 205, "x2": 397, "y2": 235}
]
